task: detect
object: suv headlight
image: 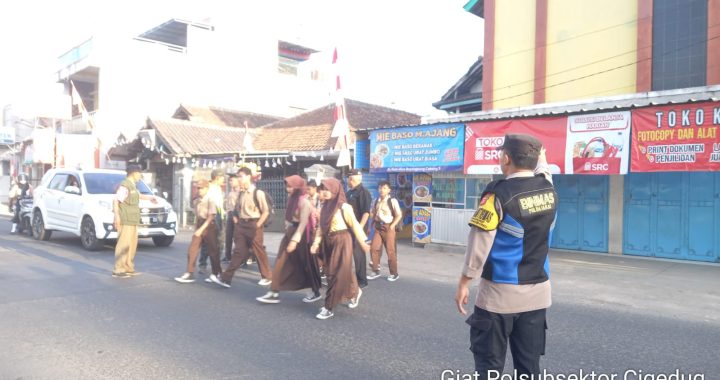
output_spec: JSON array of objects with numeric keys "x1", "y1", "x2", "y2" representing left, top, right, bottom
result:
[{"x1": 164, "y1": 205, "x2": 173, "y2": 213}]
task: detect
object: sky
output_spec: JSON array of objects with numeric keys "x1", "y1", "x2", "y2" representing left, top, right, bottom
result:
[{"x1": 0, "y1": 0, "x2": 483, "y2": 119}]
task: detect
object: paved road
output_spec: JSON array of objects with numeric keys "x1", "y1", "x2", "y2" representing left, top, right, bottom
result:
[{"x1": 0, "y1": 221, "x2": 719, "y2": 380}]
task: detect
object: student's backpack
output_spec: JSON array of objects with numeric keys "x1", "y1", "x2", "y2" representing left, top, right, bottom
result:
[{"x1": 253, "y1": 188, "x2": 275, "y2": 227}]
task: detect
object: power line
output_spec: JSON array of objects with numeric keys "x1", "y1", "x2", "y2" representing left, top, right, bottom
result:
[{"x1": 489, "y1": 29, "x2": 720, "y2": 104}]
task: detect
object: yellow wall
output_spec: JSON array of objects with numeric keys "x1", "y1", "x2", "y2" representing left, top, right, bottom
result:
[
  {"x1": 492, "y1": 0, "x2": 536, "y2": 109},
  {"x1": 545, "y1": 0, "x2": 638, "y2": 102}
]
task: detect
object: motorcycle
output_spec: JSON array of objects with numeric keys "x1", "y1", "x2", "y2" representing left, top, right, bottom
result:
[{"x1": 16, "y1": 197, "x2": 34, "y2": 237}]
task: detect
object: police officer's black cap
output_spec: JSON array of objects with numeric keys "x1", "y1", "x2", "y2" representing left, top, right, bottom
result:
[
  {"x1": 346, "y1": 169, "x2": 363, "y2": 177},
  {"x1": 126, "y1": 163, "x2": 143, "y2": 174},
  {"x1": 496, "y1": 134, "x2": 542, "y2": 158}
]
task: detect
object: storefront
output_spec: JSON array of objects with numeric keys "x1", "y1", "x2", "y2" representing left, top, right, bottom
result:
[
  {"x1": 463, "y1": 111, "x2": 632, "y2": 251},
  {"x1": 368, "y1": 123, "x2": 466, "y2": 244},
  {"x1": 625, "y1": 101, "x2": 720, "y2": 262}
]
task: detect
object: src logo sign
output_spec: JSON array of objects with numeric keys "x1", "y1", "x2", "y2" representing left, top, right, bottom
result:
[
  {"x1": 584, "y1": 162, "x2": 609, "y2": 172},
  {"x1": 474, "y1": 136, "x2": 505, "y2": 161}
]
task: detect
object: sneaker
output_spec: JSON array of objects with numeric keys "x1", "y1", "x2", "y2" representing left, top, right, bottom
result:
[
  {"x1": 258, "y1": 278, "x2": 272, "y2": 286},
  {"x1": 204, "y1": 277, "x2": 213, "y2": 283},
  {"x1": 348, "y1": 288, "x2": 363, "y2": 309},
  {"x1": 387, "y1": 274, "x2": 400, "y2": 282},
  {"x1": 210, "y1": 274, "x2": 231, "y2": 288},
  {"x1": 174, "y1": 272, "x2": 195, "y2": 283},
  {"x1": 126, "y1": 271, "x2": 141, "y2": 276},
  {"x1": 367, "y1": 271, "x2": 381, "y2": 280},
  {"x1": 316, "y1": 307, "x2": 334, "y2": 320},
  {"x1": 112, "y1": 272, "x2": 130, "y2": 278},
  {"x1": 256, "y1": 291, "x2": 280, "y2": 304},
  {"x1": 246, "y1": 258, "x2": 256, "y2": 265},
  {"x1": 302, "y1": 292, "x2": 322, "y2": 303}
]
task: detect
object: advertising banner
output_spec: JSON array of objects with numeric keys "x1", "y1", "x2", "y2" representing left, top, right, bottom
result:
[
  {"x1": 412, "y1": 206, "x2": 432, "y2": 244},
  {"x1": 369, "y1": 123, "x2": 464, "y2": 173},
  {"x1": 412, "y1": 173, "x2": 432, "y2": 203},
  {"x1": 632, "y1": 102, "x2": 720, "y2": 172},
  {"x1": 0, "y1": 127, "x2": 15, "y2": 145},
  {"x1": 464, "y1": 117, "x2": 566, "y2": 174},
  {"x1": 565, "y1": 111, "x2": 631, "y2": 175}
]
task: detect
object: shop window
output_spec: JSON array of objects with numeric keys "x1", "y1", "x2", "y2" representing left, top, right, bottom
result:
[
  {"x1": 651, "y1": 0, "x2": 707, "y2": 90},
  {"x1": 465, "y1": 178, "x2": 493, "y2": 210},
  {"x1": 431, "y1": 178, "x2": 465, "y2": 209}
]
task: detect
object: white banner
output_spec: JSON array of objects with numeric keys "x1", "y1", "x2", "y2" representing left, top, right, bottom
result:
[{"x1": 565, "y1": 111, "x2": 631, "y2": 175}]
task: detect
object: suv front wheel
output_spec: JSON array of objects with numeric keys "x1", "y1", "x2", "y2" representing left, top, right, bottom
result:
[
  {"x1": 33, "y1": 211, "x2": 52, "y2": 241},
  {"x1": 81, "y1": 216, "x2": 104, "y2": 251}
]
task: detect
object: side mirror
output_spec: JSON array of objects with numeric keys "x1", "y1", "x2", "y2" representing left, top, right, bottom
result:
[
  {"x1": 64, "y1": 185, "x2": 81, "y2": 195},
  {"x1": 162, "y1": 191, "x2": 168, "y2": 199}
]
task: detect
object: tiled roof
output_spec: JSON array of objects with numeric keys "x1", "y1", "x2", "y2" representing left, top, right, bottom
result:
[
  {"x1": 253, "y1": 99, "x2": 420, "y2": 152},
  {"x1": 263, "y1": 99, "x2": 420, "y2": 131},
  {"x1": 253, "y1": 123, "x2": 336, "y2": 152},
  {"x1": 173, "y1": 104, "x2": 284, "y2": 128},
  {"x1": 149, "y1": 118, "x2": 250, "y2": 156}
]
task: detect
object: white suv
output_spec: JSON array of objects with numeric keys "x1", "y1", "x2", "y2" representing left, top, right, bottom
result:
[{"x1": 32, "y1": 168, "x2": 177, "y2": 250}]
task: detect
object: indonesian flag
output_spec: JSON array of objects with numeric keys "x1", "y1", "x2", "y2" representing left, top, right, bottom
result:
[
  {"x1": 71, "y1": 80, "x2": 95, "y2": 131},
  {"x1": 330, "y1": 47, "x2": 352, "y2": 168}
]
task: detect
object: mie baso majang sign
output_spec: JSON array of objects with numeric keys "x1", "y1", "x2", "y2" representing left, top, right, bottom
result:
[{"x1": 369, "y1": 123, "x2": 464, "y2": 173}]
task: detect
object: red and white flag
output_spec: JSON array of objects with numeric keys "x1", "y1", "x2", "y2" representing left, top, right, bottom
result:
[{"x1": 331, "y1": 47, "x2": 352, "y2": 168}]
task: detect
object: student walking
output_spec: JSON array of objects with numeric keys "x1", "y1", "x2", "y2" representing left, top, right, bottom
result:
[
  {"x1": 368, "y1": 181, "x2": 403, "y2": 281},
  {"x1": 311, "y1": 178, "x2": 369, "y2": 320},
  {"x1": 175, "y1": 179, "x2": 222, "y2": 283},
  {"x1": 210, "y1": 167, "x2": 272, "y2": 288},
  {"x1": 256, "y1": 175, "x2": 322, "y2": 304}
]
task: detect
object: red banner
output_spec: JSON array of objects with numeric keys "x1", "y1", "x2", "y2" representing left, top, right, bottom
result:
[
  {"x1": 631, "y1": 102, "x2": 720, "y2": 172},
  {"x1": 464, "y1": 117, "x2": 567, "y2": 174}
]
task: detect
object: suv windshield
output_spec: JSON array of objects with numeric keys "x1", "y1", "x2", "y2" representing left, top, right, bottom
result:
[{"x1": 82, "y1": 173, "x2": 153, "y2": 195}]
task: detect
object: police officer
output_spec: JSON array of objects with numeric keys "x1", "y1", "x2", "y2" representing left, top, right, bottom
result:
[{"x1": 455, "y1": 134, "x2": 556, "y2": 378}]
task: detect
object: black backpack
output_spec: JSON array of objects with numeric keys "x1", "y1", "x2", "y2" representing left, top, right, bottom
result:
[{"x1": 253, "y1": 188, "x2": 275, "y2": 227}]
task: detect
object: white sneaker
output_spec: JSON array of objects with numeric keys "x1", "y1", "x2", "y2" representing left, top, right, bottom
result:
[
  {"x1": 204, "y1": 277, "x2": 213, "y2": 283},
  {"x1": 367, "y1": 271, "x2": 381, "y2": 280},
  {"x1": 258, "y1": 278, "x2": 272, "y2": 286},
  {"x1": 387, "y1": 274, "x2": 399, "y2": 282},
  {"x1": 348, "y1": 288, "x2": 363, "y2": 309},
  {"x1": 316, "y1": 307, "x2": 334, "y2": 320},
  {"x1": 174, "y1": 272, "x2": 195, "y2": 283},
  {"x1": 302, "y1": 292, "x2": 322, "y2": 303},
  {"x1": 256, "y1": 291, "x2": 280, "y2": 304},
  {"x1": 210, "y1": 274, "x2": 231, "y2": 288}
]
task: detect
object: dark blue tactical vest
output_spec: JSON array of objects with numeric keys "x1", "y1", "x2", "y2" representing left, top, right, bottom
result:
[{"x1": 479, "y1": 175, "x2": 557, "y2": 285}]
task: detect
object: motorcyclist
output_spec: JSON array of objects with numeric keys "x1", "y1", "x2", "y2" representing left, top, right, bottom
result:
[{"x1": 10, "y1": 174, "x2": 32, "y2": 234}]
